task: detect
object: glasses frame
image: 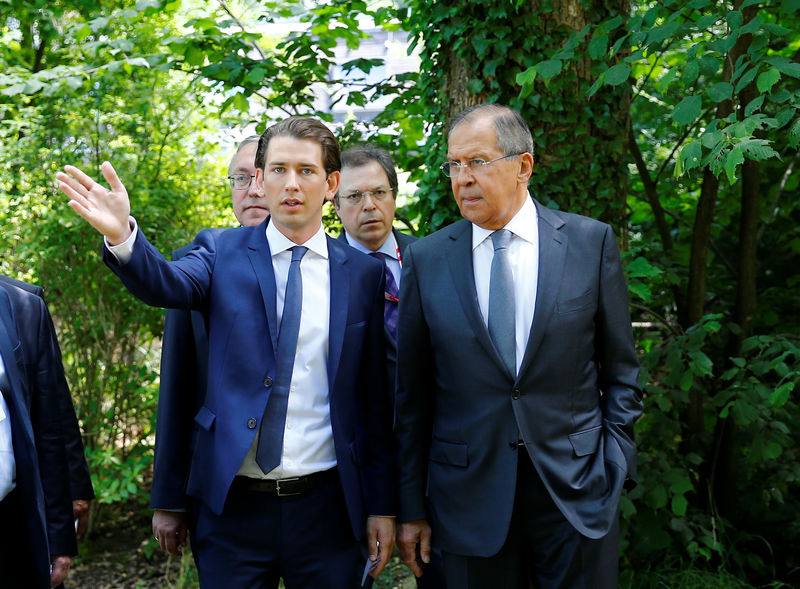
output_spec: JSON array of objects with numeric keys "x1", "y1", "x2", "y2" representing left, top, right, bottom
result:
[
  {"x1": 440, "y1": 153, "x2": 523, "y2": 178},
  {"x1": 338, "y1": 187, "x2": 394, "y2": 206},
  {"x1": 227, "y1": 174, "x2": 255, "y2": 190}
]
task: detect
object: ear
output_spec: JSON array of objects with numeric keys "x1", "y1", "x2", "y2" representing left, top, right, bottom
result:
[
  {"x1": 517, "y1": 152, "x2": 534, "y2": 184},
  {"x1": 254, "y1": 168, "x2": 265, "y2": 193},
  {"x1": 325, "y1": 170, "x2": 340, "y2": 202}
]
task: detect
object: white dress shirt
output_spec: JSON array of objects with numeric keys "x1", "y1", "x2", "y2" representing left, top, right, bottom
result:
[
  {"x1": 0, "y1": 353, "x2": 16, "y2": 501},
  {"x1": 472, "y1": 195, "x2": 539, "y2": 375},
  {"x1": 107, "y1": 219, "x2": 338, "y2": 479},
  {"x1": 238, "y1": 222, "x2": 336, "y2": 479},
  {"x1": 344, "y1": 231, "x2": 402, "y2": 286}
]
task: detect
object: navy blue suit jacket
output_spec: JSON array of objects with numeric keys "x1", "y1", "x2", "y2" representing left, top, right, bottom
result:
[
  {"x1": 150, "y1": 232, "x2": 222, "y2": 511},
  {"x1": 0, "y1": 275, "x2": 94, "y2": 503},
  {"x1": 105, "y1": 219, "x2": 395, "y2": 539},
  {"x1": 0, "y1": 286, "x2": 77, "y2": 588},
  {"x1": 395, "y1": 200, "x2": 643, "y2": 556},
  {"x1": 337, "y1": 228, "x2": 417, "y2": 394}
]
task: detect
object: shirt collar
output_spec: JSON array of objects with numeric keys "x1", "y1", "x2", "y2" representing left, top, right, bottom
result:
[
  {"x1": 344, "y1": 230, "x2": 399, "y2": 260},
  {"x1": 471, "y1": 194, "x2": 538, "y2": 250},
  {"x1": 267, "y1": 220, "x2": 329, "y2": 259}
]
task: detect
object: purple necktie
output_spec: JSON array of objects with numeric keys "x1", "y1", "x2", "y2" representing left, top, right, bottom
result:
[{"x1": 370, "y1": 252, "x2": 399, "y2": 339}]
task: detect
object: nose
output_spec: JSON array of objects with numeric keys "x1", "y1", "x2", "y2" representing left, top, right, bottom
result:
[
  {"x1": 285, "y1": 169, "x2": 300, "y2": 190},
  {"x1": 452, "y1": 166, "x2": 475, "y2": 185},
  {"x1": 361, "y1": 193, "x2": 377, "y2": 210},
  {"x1": 248, "y1": 175, "x2": 262, "y2": 198}
]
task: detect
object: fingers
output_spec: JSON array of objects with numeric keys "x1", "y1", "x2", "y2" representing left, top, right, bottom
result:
[
  {"x1": 373, "y1": 537, "x2": 392, "y2": 577},
  {"x1": 419, "y1": 526, "x2": 432, "y2": 564},
  {"x1": 50, "y1": 555, "x2": 71, "y2": 587},
  {"x1": 101, "y1": 161, "x2": 126, "y2": 194},
  {"x1": 73, "y1": 499, "x2": 90, "y2": 539},
  {"x1": 153, "y1": 511, "x2": 187, "y2": 556}
]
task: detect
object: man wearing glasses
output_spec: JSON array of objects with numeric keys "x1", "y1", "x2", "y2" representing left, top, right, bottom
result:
[
  {"x1": 334, "y1": 145, "x2": 446, "y2": 587},
  {"x1": 394, "y1": 104, "x2": 642, "y2": 588},
  {"x1": 151, "y1": 136, "x2": 268, "y2": 561}
]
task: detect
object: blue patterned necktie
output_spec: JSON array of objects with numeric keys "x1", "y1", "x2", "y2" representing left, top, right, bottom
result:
[
  {"x1": 370, "y1": 252, "x2": 399, "y2": 339},
  {"x1": 488, "y1": 229, "x2": 516, "y2": 378},
  {"x1": 256, "y1": 245, "x2": 307, "y2": 473}
]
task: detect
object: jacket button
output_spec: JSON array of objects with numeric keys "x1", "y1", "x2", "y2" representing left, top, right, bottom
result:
[
  {"x1": 263, "y1": 376, "x2": 273, "y2": 387},
  {"x1": 247, "y1": 418, "x2": 257, "y2": 429},
  {"x1": 512, "y1": 388, "x2": 520, "y2": 400}
]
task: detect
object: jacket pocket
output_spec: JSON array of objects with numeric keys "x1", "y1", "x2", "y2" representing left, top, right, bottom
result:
[
  {"x1": 556, "y1": 290, "x2": 595, "y2": 314},
  {"x1": 193, "y1": 406, "x2": 216, "y2": 431},
  {"x1": 568, "y1": 425, "x2": 602, "y2": 457},
  {"x1": 429, "y1": 438, "x2": 468, "y2": 467}
]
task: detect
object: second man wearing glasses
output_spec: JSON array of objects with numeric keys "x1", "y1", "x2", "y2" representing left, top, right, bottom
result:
[{"x1": 334, "y1": 145, "x2": 446, "y2": 588}]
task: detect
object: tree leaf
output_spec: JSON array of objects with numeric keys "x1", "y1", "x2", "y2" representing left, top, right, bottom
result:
[
  {"x1": 756, "y1": 68, "x2": 781, "y2": 93},
  {"x1": 683, "y1": 60, "x2": 700, "y2": 84},
  {"x1": 734, "y1": 65, "x2": 759, "y2": 93},
  {"x1": 744, "y1": 95, "x2": 765, "y2": 117},
  {"x1": 679, "y1": 139, "x2": 703, "y2": 172},
  {"x1": 588, "y1": 34, "x2": 608, "y2": 60},
  {"x1": 536, "y1": 59, "x2": 562, "y2": 80},
  {"x1": 723, "y1": 145, "x2": 744, "y2": 183},
  {"x1": 769, "y1": 382, "x2": 793, "y2": 407},
  {"x1": 604, "y1": 63, "x2": 630, "y2": 86},
  {"x1": 790, "y1": 119, "x2": 800, "y2": 149},
  {"x1": 672, "y1": 95, "x2": 702, "y2": 125},
  {"x1": 707, "y1": 82, "x2": 732, "y2": 102}
]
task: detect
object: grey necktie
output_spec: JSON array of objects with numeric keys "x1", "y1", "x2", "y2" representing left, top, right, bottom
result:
[
  {"x1": 256, "y1": 245, "x2": 307, "y2": 473},
  {"x1": 488, "y1": 229, "x2": 516, "y2": 378}
]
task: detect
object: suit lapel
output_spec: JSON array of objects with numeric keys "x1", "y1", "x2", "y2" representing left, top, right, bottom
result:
[
  {"x1": 518, "y1": 203, "x2": 567, "y2": 377},
  {"x1": 445, "y1": 221, "x2": 507, "y2": 373},
  {"x1": 327, "y1": 237, "x2": 349, "y2": 389},
  {"x1": 247, "y1": 219, "x2": 279, "y2": 357},
  {"x1": 0, "y1": 292, "x2": 36, "y2": 456}
]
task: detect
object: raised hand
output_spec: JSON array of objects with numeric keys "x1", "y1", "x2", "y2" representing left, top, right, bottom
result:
[{"x1": 56, "y1": 161, "x2": 132, "y2": 245}]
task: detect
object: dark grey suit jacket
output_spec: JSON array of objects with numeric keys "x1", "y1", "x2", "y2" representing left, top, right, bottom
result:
[
  {"x1": 0, "y1": 275, "x2": 94, "y2": 502},
  {"x1": 395, "y1": 200, "x2": 643, "y2": 557}
]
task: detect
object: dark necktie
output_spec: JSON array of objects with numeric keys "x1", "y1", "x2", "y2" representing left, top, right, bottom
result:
[
  {"x1": 256, "y1": 245, "x2": 307, "y2": 473},
  {"x1": 488, "y1": 229, "x2": 516, "y2": 378},
  {"x1": 370, "y1": 252, "x2": 399, "y2": 339}
]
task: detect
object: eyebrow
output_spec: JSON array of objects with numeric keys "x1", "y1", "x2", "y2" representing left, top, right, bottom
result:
[{"x1": 267, "y1": 160, "x2": 321, "y2": 169}]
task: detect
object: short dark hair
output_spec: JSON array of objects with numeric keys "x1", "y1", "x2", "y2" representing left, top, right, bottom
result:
[
  {"x1": 448, "y1": 103, "x2": 535, "y2": 159},
  {"x1": 337, "y1": 145, "x2": 399, "y2": 203},
  {"x1": 228, "y1": 135, "x2": 260, "y2": 175},
  {"x1": 254, "y1": 117, "x2": 341, "y2": 176}
]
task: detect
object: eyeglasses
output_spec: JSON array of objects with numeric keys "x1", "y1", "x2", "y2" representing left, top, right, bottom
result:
[
  {"x1": 338, "y1": 188, "x2": 393, "y2": 206},
  {"x1": 439, "y1": 153, "x2": 523, "y2": 178},
  {"x1": 227, "y1": 174, "x2": 255, "y2": 190}
]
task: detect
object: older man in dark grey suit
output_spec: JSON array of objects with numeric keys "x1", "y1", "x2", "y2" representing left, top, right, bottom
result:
[{"x1": 395, "y1": 104, "x2": 643, "y2": 589}]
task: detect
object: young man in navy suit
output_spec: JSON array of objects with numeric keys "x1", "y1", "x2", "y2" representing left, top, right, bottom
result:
[
  {"x1": 0, "y1": 284, "x2": 77, "y2": 587},
  {"x1": 395, "y1": 104, "x2": 643, "y2": 588},
  {"x1": 58, "y1": 117, "x2": 396, "y2": 588},
  {"x1": 151, "y1": 136, "x2": 269, "y2": 560}
]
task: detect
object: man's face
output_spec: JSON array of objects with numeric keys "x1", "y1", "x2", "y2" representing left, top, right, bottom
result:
[
  {"x1": 447, "y1": 115, "x2": 531, "y2": 230},
  {"x1": 335, "y1": 161, "x2": 396, "y2": 251},
  {"x1": 254, "y1": 136, "x2": 339, "y2": 244},
  {"x1": 230, "y1": 143, "x2": 268, "y2": 226}
]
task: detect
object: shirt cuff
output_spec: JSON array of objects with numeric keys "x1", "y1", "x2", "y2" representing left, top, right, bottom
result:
[{"x1": 104, "y1": 217, "x2": 138, "y2": 264}]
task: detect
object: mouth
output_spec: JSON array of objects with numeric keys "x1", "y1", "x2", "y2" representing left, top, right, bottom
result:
[
  {"x1": 361, "y1": 218, "x2": 382, "y2": 227},
  {"x1": 281, "y1": 197, "x2": 302, "y2": 208}
]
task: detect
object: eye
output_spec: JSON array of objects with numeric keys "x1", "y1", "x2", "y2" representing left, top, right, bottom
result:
[
  {"x1": 301, "y1": 168, "x2": 314, "y2": 175},
  {"x1": 469, "y1": 159, "x2": 487, "y2": 167},
  {"x1": 272, "y1": 166, "x2": 285, "y2": 174},
  {"x1": 374, "y1": 190, "x2": 387, "y2": 198}
]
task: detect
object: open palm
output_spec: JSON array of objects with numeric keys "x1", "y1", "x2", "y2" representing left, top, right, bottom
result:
[{"x1": 57, "y1": 161, "x2": 132, "y2": 245}]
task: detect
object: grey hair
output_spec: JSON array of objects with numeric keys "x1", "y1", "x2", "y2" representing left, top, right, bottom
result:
[
  {"x1": 228, "y1": 135, "x2": 261, "y2": 175},
  {"x1": 448, "y1": 104, "x2": 535, "y2": 159}
]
